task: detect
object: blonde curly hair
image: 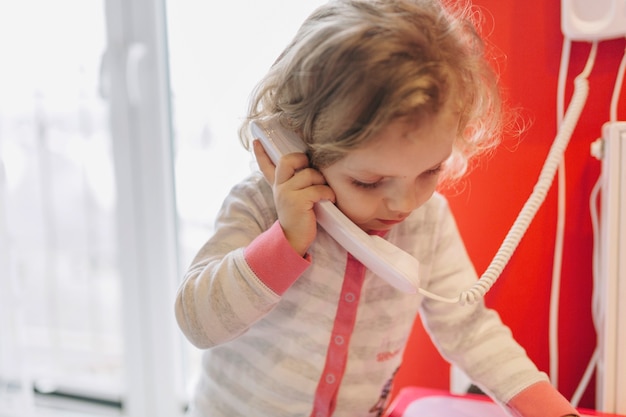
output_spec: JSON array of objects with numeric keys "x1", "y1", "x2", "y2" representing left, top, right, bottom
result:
[{"x1": 240, "y1": 0, "x2": 503, "y2": 183}]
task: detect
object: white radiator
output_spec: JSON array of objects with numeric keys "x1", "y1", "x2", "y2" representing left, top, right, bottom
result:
[{"x1": 597, "y1": 121, "x2": 626, "y2": 413}]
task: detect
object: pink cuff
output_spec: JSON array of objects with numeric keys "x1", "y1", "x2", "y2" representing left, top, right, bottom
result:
[
  {"x1": 507, "y1": 380, "x2": 579, "y2": 417},
  {"x1": 244, "y1": 221, "x2": 311, "y2": 295}
]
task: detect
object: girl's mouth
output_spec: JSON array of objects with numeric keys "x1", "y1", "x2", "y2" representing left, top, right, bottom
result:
[{"x1": 377, "y1": 218, "x2": 406, "y2": 226}]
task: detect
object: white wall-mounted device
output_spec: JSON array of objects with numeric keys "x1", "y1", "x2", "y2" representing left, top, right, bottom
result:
[{"x1": 561, "y1": 0, "x2": 626, "y2": 41}]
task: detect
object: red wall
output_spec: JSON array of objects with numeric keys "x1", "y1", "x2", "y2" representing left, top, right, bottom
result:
[{"x1": 393, "y1": 0, "x2": 626, "y2": 410}]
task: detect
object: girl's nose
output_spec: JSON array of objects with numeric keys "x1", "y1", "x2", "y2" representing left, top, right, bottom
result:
[
  {"x1": 385, "y1": 181, "x2": 436, "y2": 213},
  {"x1": 385, "y1": 185, "x2": 421, "y2": 213}
]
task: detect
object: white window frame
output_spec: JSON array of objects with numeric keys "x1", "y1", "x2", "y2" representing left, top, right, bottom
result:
[{"x1": 104, "y1": 0, "x2": 184, "y2": 415}]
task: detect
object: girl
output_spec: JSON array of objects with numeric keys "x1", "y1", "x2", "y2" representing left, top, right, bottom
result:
[{"x1": 175, "y1": 0, "x2": 579, "y2": 416}]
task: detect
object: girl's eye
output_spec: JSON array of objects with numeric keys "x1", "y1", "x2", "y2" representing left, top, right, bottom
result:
[
  {"x1": 352, "y1": 179, "x2": 382, "y2": 190},
  {"x1": 424, "y1": 164, "x2": 443, "y2": 176}
]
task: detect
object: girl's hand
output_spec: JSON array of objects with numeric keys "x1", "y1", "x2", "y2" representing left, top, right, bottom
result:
[{"x1": 253, "y1": 140, "x2": 335, "y2": 256}]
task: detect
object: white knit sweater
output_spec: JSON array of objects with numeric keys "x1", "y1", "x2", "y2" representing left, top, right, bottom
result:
[{"x1": 175, "y1": 172, "x2": 547, "y2": 417}]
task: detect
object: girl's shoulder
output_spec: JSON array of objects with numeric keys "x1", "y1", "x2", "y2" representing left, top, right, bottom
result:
[{"x1": 221, "y1": 171, "x2": 278, "y2": 223}]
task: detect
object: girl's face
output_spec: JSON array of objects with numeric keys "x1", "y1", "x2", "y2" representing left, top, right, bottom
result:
[{"x1": 320, "y1": 108, "x2": 458, "y2": 233}]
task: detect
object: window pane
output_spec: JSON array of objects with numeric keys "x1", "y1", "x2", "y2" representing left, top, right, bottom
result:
[{"x1": 0, "y1": 1, "x2": 123, "y2": 413}]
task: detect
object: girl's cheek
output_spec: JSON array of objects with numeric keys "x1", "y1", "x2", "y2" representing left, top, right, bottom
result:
[{"x1": 345, "y1": 194, "x2": 381, "y2": 222}]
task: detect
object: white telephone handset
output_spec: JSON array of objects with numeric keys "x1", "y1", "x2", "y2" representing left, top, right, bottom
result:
[{"x1": 251, "y1": 117, "x2": 421, "y2": 293}]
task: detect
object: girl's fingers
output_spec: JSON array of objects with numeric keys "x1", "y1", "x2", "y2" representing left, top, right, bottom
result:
[
  {"x1": 253, "y1": 140, "x2": 310, "y2": 186},
  {"x1": 253, "y1": 139, "x2": 334, "y2": 202},
  {"x1": 273, "y1": 152, "x2": 310, "y2": 185},
  {"x1": 288, "y1": 167, "x2": 330, "y2": 193}
]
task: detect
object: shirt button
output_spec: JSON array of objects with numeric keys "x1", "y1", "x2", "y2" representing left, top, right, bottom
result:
[
  {"x1": 325, "y1": 373, "x2": 336, "y2": 384},
  {"x1": 334, "y1": 335, "x2": 344, "y2": 345},
  {"x1": 344, "y1": 292, "x2": 355, "y2": 302}
]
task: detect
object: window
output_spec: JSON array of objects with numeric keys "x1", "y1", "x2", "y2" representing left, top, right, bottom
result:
[
  {"x1": 0, "y1": 1, "x2": 123, "y2": 414},
  {"x1": 0, "y1": 1, "x2": 325, "y2": 416}
]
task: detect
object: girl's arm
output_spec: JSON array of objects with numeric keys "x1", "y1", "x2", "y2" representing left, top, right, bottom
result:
[
  {"x1": 176, "y1": 137, "x2": 334, "y2": 349},
  {"x1": 417, "y1": 200, "x2": 577, "y2": 415},
  {"x1": 174, "y1": 175, "x2": 308, "y2": 349}
]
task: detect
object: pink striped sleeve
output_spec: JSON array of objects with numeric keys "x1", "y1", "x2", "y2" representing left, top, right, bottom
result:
[{"x1": 244, "y1": 220, "x2": 311, "y2": 295}]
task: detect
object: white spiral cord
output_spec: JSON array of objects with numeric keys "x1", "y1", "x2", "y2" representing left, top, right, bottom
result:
[{"x1": 419, "y1": 42, "x2": 598, "y2": 305}]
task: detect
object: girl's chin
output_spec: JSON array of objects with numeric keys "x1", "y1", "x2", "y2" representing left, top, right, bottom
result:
[{"x1": 348, "y1": 217, "x2": 396, "y2": 234}]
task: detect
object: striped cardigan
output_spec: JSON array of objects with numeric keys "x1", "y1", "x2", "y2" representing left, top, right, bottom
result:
[{"x1": 175, "y1": 172, "x2": 550, "y2": 417}]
